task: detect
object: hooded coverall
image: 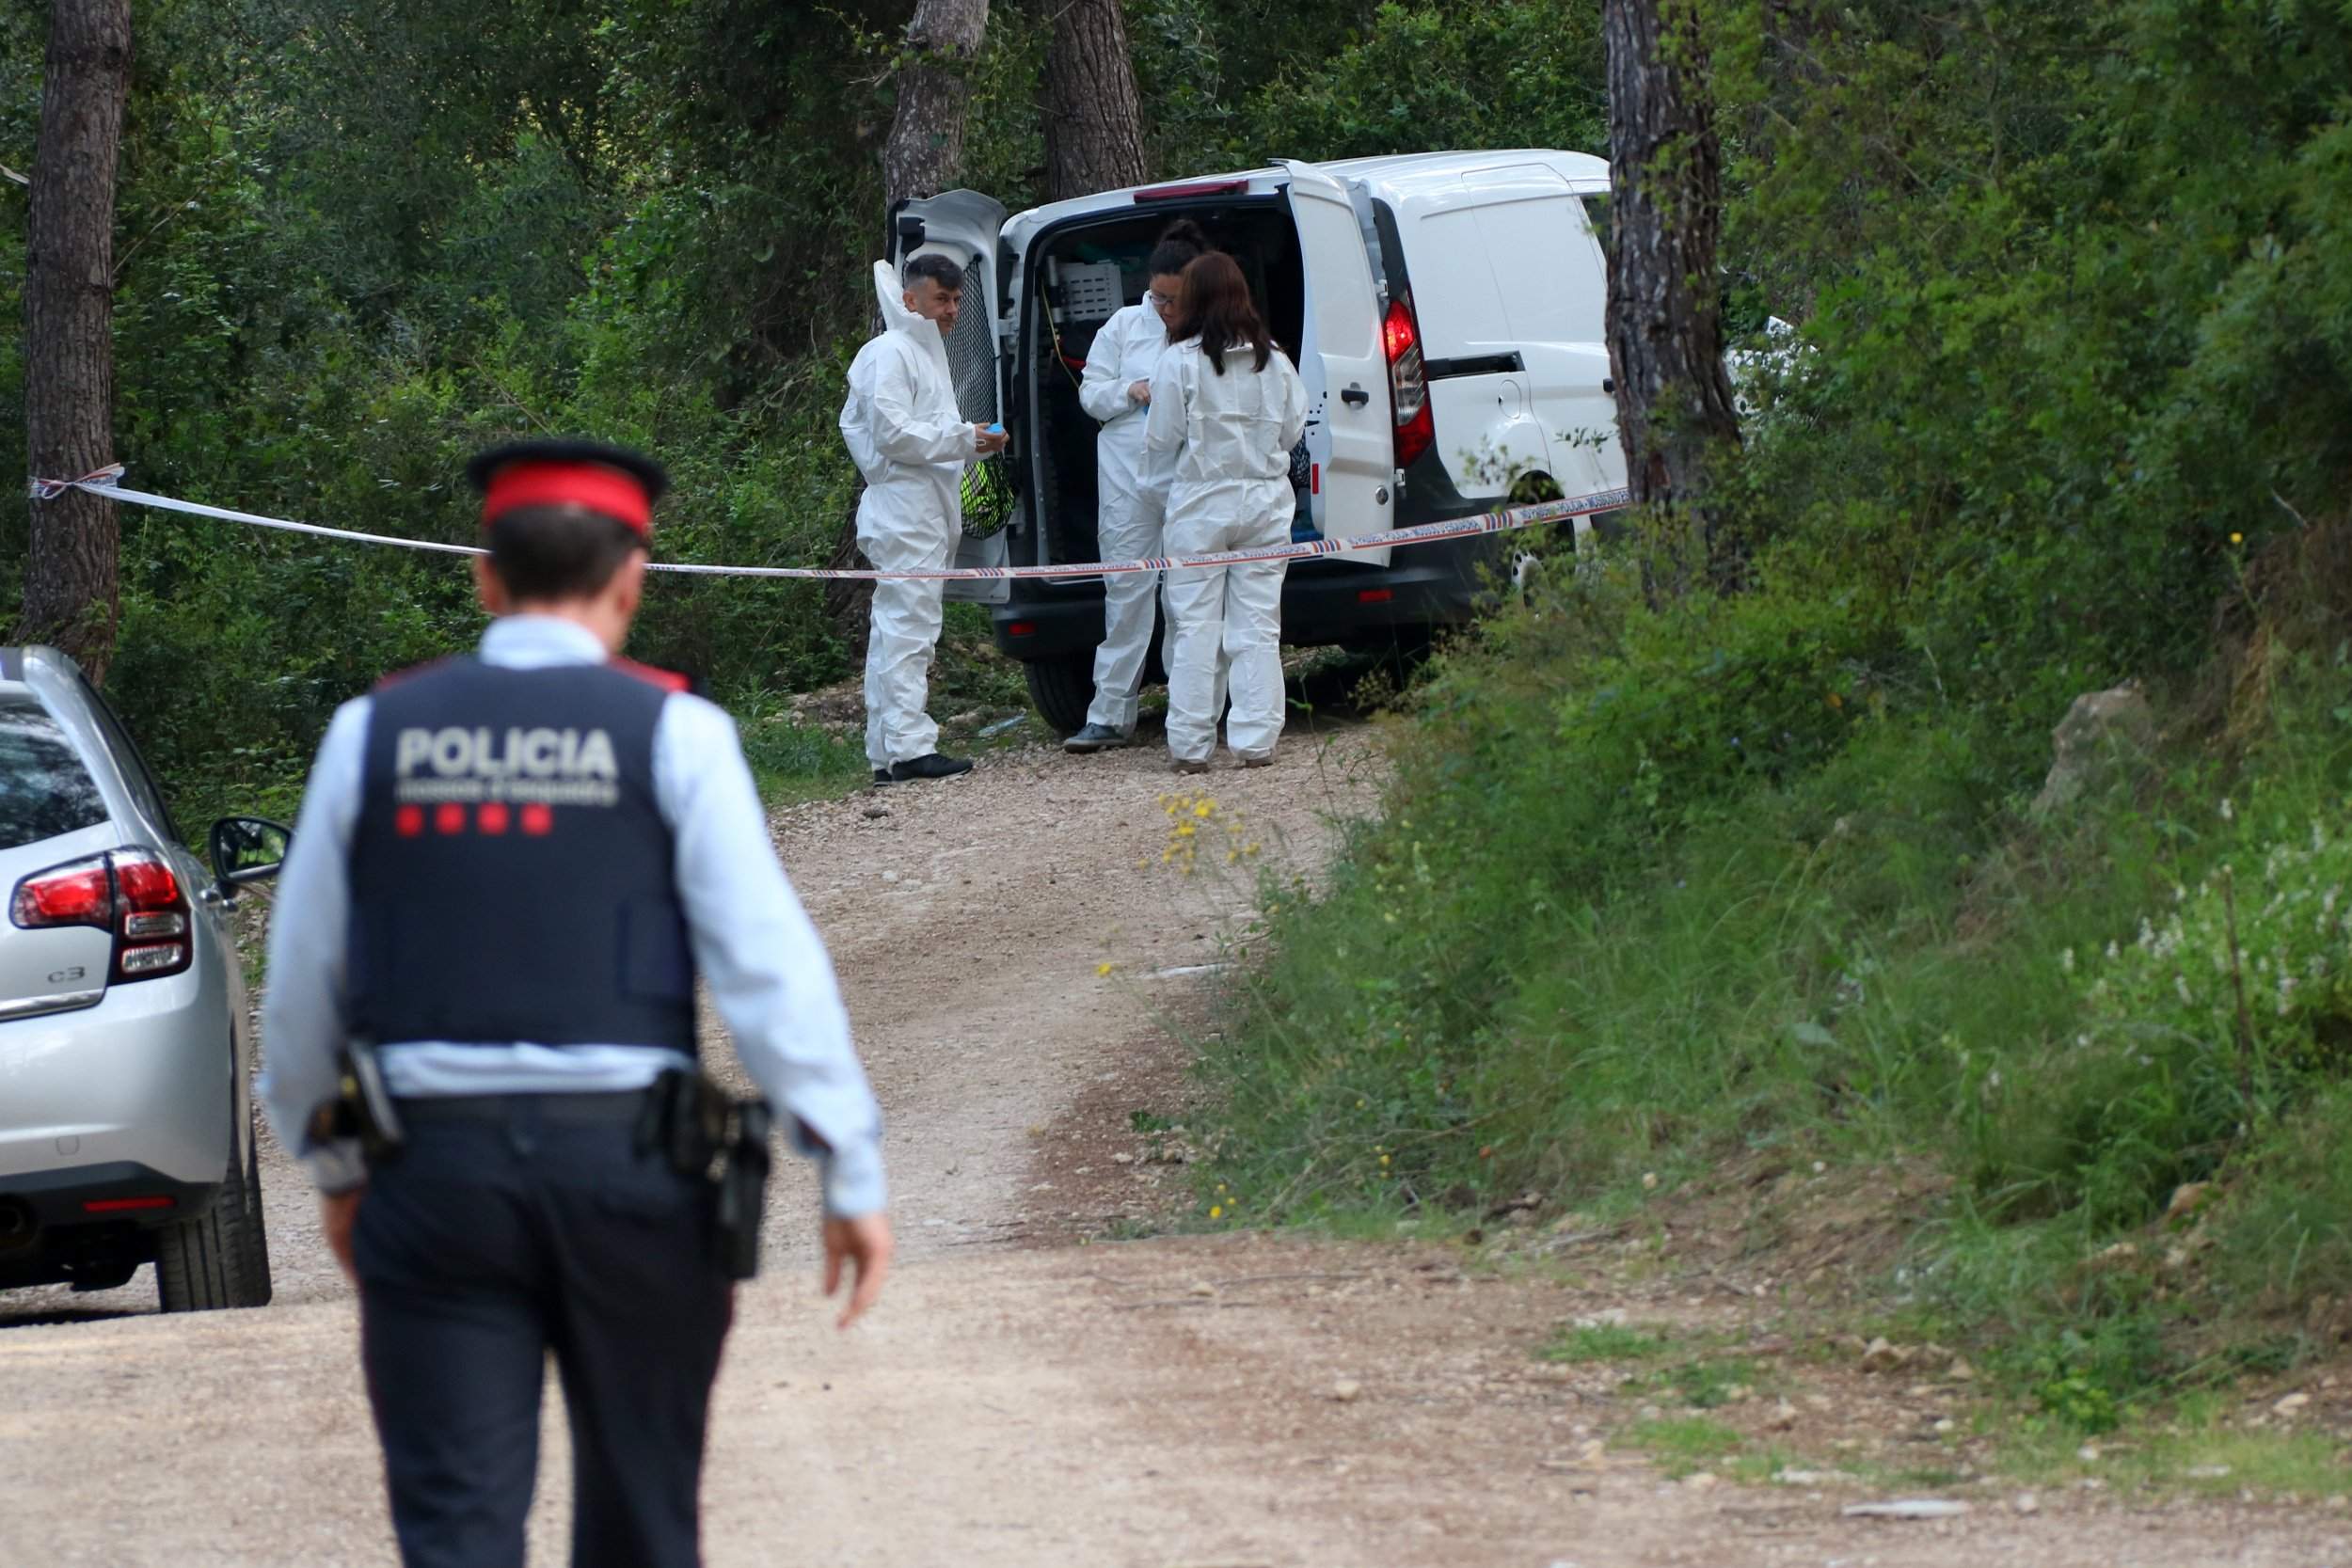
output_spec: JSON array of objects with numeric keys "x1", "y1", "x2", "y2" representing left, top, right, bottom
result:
[
  {"x1": 839, "y1": 261, "x2": 980, "y2": 770},
  {"x1": 1076, "y1": 301, "x2": 1172, "y2": 734},
  {"x1": 1145, "y1": 339, "x2": 1309, "y2": 766}
]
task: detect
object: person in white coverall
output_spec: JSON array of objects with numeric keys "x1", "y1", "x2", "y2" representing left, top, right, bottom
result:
[
  {"x1": 1145, "y1": 251, "x2": 1308, "y2": 773},
  {"x1": 840, "y1": 252, "x2": 1009, "y2": 784},
  {"x1": 1062, "y1": 220, "x2": 1208, "y2": 753}
]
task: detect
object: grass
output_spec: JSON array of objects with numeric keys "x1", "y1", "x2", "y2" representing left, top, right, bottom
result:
[
  {"x1": 1994, "y1": 1390, "x2": 2351, "y2": 1499},
  {"x1": 1545, "y1": 1323, "x2": 1676, "y2": 1363},
  {"x1": 1625, "y1": 1417, "x2": 1746, "y2": 1477},
  {"x1": 736, "y1": 711, "x2": 870, "y2": 804},
  {"x1": 1657, "y1": 1355, "x2": 1766, "y2": 1410}
]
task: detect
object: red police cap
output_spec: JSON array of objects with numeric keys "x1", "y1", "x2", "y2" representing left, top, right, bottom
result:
[{"x1": 466, "y1": 439, "x2": 670, "y2": 536}]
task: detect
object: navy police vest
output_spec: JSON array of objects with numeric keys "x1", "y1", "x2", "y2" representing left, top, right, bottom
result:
[{"x1": 346, "y1": 657, "x2": 697, "y2": 1053}]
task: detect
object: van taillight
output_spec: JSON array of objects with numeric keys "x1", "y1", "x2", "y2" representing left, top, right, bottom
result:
[
  {"x1": 1383, "y1": 297, "x2": 1434, "y2": 469},
  {"x1": 10, "y1": 849, "x2": 193, "y2": 984}
]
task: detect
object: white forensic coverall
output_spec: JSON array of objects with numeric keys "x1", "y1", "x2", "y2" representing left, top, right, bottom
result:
[
  {"x1": 840, "y1": 260, "x2": 981, "y2": 769},
  {"x1": 1076, "y1": 301, "x2": 1173, "y2": 733},
  {"x1": 1145, "y1": 339, "x2": 1309, "y2": 765}
]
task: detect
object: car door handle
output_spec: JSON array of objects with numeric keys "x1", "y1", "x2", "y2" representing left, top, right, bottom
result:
[{"x1": 1341, "y1": 386, "x2": 1371, "y2": 407}]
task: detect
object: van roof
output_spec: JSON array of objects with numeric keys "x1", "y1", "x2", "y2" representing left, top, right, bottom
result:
[{"x1": 1000, "y1": 149, "x2": 1607, "y2": 252}]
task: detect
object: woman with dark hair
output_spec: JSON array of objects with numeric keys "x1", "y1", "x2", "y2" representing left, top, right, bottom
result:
[
  {"x1": 1143, "y1": 250, "x2": 1309, "y2": 773},
  {"x1": 1064, "y1": 219, "x2": 1210, "y2": 753}
]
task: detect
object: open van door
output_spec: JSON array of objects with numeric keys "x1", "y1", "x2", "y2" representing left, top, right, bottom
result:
[
  {"x1": 1279, "y1": 161, "x2": 1394, "y2": 567},
  {"x1": 891, "y1": 191, "x2": 1012, "y2": 603}
]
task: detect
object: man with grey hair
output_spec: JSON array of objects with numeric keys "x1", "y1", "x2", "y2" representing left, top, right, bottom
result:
[{"x1": 839, "y1": 253, "x2": 1009, "y2": 784}]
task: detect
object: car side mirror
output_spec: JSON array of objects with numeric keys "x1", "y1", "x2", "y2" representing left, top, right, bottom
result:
[{"x1": 208, "y1": 816, "x2": 293, "y2": 898}]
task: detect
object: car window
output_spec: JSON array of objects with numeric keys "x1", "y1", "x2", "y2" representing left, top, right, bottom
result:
[
  {"x1": 72, "y1": 671, "x2": 173, "y2": 831},
  {"x1": 0, "y1": 696, "x2": 110, "y2": 852}
]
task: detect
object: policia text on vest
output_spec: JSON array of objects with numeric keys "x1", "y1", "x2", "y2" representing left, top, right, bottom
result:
[
  {"x1": 389, "y1": 722, "x2": 623, "y2": 808},
  {"x1": 256, "y1": 439, "x2": 892, "y2": 1568}
]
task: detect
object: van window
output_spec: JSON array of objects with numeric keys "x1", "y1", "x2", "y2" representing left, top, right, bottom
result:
[
  {"x1": 1477, "y1": 195, "x2": 1606, "y2": 346},
  {"x1": 1295, "y1": 193, "x2": 1379, "y2": 362},
  {"x1": 0, "y1": 696, "x2": 108, "y2": 852},
  {"x1": 1411, "y1": 210, "x2": 1513, "y2": 351}
]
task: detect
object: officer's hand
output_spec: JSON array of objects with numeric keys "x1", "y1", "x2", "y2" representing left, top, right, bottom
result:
[
  {"x1": 973, "y1": 423, "x2": 1009, "y2": 455},
  {"x1": 320, "y1": 1189, "x2": 364, "y2": 1284},
  {"x1": 1129, "y1": 378, "x2": 1152, "y2": 405},
  {"x1": 821, "y1": 1212, "x2": 893, "y2": 1329}
]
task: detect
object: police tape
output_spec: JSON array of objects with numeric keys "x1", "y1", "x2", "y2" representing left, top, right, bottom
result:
[{"x1": 29, "y1": 463, "x2": 1629, "y2": 582}]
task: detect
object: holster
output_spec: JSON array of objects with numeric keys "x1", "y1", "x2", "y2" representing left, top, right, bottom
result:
[
  {"x1": 634, "y1": 1068, "x2": 729, "y2": 1178},
  {"x1": 636, "y1": 1069, "x2": 773, "y2": 1282},
  {"x1": 717, "y1": 1101, "x2": 772, "y2": 1283},
  {"x1": 307, "y1": 1039, "x2": 405, "y2": 1166}
]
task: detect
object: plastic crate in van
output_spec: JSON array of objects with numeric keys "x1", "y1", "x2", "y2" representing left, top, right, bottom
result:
[{"x1": 1049, "y1": 260, "x2": 1124, "y2": 324}]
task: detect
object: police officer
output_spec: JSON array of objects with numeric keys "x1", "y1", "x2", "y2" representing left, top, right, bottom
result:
[{"x1": 258, "y1": 439, "x2": 893, "y2": 1568}]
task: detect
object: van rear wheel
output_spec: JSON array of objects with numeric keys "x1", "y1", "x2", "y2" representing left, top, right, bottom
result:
[{"x1": 1024, "y1": 652, "x2": 1096, "y2": 736}]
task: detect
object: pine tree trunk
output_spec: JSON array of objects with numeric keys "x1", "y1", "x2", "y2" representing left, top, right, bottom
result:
[
  {"x1": 1601, "y1": 0, "x2": 1741, "y2": 585},
  {"x1": 22, "y1": 0, "x2": 132, "y2": 680},
  {"x1": 882, "y1": 0, "x2": 992, "y2": 219},
  {"x1": 1044, "y1": 0, "x2": 1147, "y2": 201},
  {"x1": 830, "y1": 0, "x2": 993, "y2": 641}
]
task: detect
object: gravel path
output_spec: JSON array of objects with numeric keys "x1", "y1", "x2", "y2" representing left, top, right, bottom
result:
[{"x1": 3, "y1": 721, "x2": 2345, "y2": 1566}]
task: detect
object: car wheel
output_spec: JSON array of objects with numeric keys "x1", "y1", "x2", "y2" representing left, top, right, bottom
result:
[
  {"x1": 1023, "y1": 651, "x2": 1095, "y2": 736},
  {"x1": 154, "y1": 1123, "x2": 273, "y2": 1312}
]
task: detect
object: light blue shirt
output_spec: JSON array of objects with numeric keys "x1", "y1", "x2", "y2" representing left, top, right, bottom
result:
[{"x1": 257, "y1": 615, "x2": 885, "y2": 1217}]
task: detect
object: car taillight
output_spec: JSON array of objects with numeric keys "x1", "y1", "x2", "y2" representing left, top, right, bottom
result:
[
  {"x1": 10, "y1": 849, "x2": 193, "y2": 984},
  {"x1": 11, "y1": 856, "x2": 111, "y2": 928},
  {"x1": 1383, "y1": 296, "x2": 1435, "y2": 470}
]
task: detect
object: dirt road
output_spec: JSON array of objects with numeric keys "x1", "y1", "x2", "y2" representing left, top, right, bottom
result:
[{"x1": 3, "y1": 723, "x2": 2345, "y2": 1566}]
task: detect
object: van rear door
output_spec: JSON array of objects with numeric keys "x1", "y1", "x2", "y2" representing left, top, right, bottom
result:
[
  {"x1": 1280, "y1": 161, "x2": 1394, "y2": 567},
  {"x1": 890, "y1": 191, "x2": 1012, "y2": 604}
]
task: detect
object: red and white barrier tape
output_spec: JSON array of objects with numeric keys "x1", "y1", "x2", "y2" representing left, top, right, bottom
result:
[{"x1": 30, "y1": 464, "x2": 1628, "y2": 581}]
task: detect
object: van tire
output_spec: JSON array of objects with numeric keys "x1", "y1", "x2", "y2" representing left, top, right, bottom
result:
[
  {"x1": 1024, "y1": 652, "x2": 1096, "y2": 736},
  {"x1": 154, "y1": 1128, "x2": 273, "y2": 1312}
]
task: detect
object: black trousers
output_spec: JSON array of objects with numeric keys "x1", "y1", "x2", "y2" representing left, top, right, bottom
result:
[{"x1": 353, "y1": 1095, "x2": 734, "y2": 1568}]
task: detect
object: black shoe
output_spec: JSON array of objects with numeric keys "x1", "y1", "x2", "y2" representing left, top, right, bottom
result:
[
  {"x1": 1062, "y1": 722, "x2": 1134, "y2": 754},
  {"x1": 872, "y1": 768, "x2": 894, "y2": 786},
  {"x1": 889, "y1": 752, "x2": 975, "y2": 782}
]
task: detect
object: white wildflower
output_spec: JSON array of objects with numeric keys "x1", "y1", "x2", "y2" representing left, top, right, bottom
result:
[
  {"x1": 2106, "y1": 940, "x2": 2122, "y2": 960},
  {"x1": 2176, "y1": 974, "x2": 2194, "y2": 1006},
  {"x1": 2060, "y1": 947, "x2": 2075, "y2": 974},
  {"x1": 2220, "y1": 797, "x2": 2234, "y2": 821}
]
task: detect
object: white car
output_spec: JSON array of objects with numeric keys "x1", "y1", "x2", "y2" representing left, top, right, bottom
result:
[
  {"x1": 0, "y1": 646, "x2": 285, "y2": 1311},
  {"x1": 896, "y1": 150, "x2": 1627, "y2": 730}
]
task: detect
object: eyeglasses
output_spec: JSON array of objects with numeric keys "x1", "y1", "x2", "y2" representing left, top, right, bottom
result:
[{"x1": 1146, "y1": 291, "x2": 1175, "y2": 310}]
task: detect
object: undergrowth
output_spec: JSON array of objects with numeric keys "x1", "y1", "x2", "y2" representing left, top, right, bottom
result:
[{"x1": 1199, "y1": 517, "x2": 2352, "y2": 1428}]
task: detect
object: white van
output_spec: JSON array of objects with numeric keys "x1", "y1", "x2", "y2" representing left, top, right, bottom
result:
[{"x1": 896, "y1": 150, "x2": 1625, "y2": 732}]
